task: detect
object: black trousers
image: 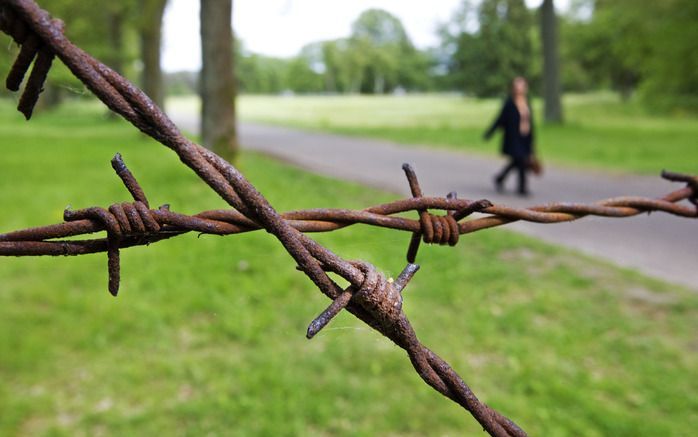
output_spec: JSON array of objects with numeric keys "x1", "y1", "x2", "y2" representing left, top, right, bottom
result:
[{"x1": 496, "y1": 156, "x2": 528, "y2": 194}]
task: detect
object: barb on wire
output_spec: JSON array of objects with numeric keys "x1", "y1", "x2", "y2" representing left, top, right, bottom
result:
[{"x1": 0, "y1": 1, "x2": 695, "y2": 436}]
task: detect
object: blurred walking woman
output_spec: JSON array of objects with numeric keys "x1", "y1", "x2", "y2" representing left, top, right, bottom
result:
[{"x1": 484, "y1": 77, "x2": 535, "y2": 196}]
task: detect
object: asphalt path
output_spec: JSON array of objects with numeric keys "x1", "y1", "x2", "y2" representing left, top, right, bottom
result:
[{"x1": 168, "y1": 110, "x2": 697, "y2": 290}]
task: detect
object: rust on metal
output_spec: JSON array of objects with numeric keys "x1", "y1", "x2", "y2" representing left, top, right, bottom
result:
[{"x1": 0, "y1": 1, "x2": 696, "y2": 436}]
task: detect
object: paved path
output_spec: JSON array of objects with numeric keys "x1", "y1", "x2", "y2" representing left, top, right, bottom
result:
[{"x1": 168, "y1": 111, "x2": 697, "y2": 289}]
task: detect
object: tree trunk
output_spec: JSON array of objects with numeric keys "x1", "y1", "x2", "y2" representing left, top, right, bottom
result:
[
  {"x1": 200, "y1": 0, "x2": 238, "y2": 161},
  {"x1": 140, "y1": 0, "x2": 168, "y2": 109},
  {"x1": 107, "y1": 8, "x2": 125, "y2": 75},
  {"x1": 540, "y1": 0, "x2": 563, "y2": 123},
  {"x1": 374, "y1": 74, "x2": 385, "y2": 94},
  {"x1": 106, "y1": 7, "x2": 125, "y2": 118}
]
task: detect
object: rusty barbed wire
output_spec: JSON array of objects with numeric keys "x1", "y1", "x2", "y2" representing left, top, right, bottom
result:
[
  {"x1": 0, "y1": 1, "x2": 695, "y2": 436},
  {"x1": 1, "y1": 154, "x2": 696, "y2": 296}
]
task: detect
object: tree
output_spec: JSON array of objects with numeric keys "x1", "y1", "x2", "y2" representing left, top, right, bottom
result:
[
  {"x1": 321, "y1": 40, "x2": 343, "y2": 92},
  {"x1": 233, "y1": 9, "x2": 431, "y2": 96},
  {"x1": 323, "y1": 38, "x2": 366, "y2": 93},
  {"x1": 562, "y1": 2, "x2": 643, "y2": 99},
  {"x1": 568, "y1": 0, "x2": 698, "y2": 110},
  {"x1": 139, "y1": 0, "x2": 168, "y2": 108},
  {"x1": 441, "y1": 0, "x2": 533, "y2": 97},
  {"x1": 104, "y1": 3, "x2": 130, "y2": 77},
  {"x1": 200, "y1": 0, "x2": 237, "y2": 160},
  {"x1": 540, "y1": 0, "x2": 563, "y2": 122},
  {"x1": 640, "y1": 0, "x2": 698, "y2": 110},
  {"x1": 32, "y1": 0, "x2": 162, "y2": 108},
  {"x1": 0, "y1": 0, "x2": 140, "y2": 107},
  {"x1": 557, "y1": 2, "x2": 596, "y2": 92},
  {"x1": 103, "y1": 2, "x2": 133, "y2": 118},
  {"x1": 286, "y1": 43, "x2": 324, "y2": 93},
  {"x1": 236, "y1": 46, "x2": 289, "y2": 94},
  {"x1": 349, "y1": 9, "x2": 419, "y2": 93}
]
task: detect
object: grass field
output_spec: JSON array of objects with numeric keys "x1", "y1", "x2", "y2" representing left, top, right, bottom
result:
[
  {"x1": 1, "y1": 100, "x2": 697, "y2": 436},
  {"x1": 235, "y1": 93, "x2": 698, "y2": 175}
]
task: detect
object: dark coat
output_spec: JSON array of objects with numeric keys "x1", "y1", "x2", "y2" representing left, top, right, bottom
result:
[{"x1": 484, "y1": 97, "x2": 534, "y2": 159}]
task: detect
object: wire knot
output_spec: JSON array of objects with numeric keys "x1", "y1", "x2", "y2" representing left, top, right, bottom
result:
[
  {"x1": 60, "y1": 154, "x2": 156, "y2": 296},
  {"x1": 64, "y1": 201, "x2": 160, "y2": 239},
  {"x1": 419, "y1": 212, "x2": 459, "y2": 246},
  {"x1": 306, "y1": 261, "x2": 419, "y2": 339},
  {"x1": 402, "y1": 163, "x2": 492, "y2": 262},
  {"x1": 63, "y1": 201, "x2": 160, "y2": 297},
  {"x1": 350, "y1": 260, "x2": 403, "y2": 325}
]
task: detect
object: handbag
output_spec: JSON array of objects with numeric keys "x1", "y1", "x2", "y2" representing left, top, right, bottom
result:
[{"x1": 528, "y1": 156, "x2": 543, "y2": 176}]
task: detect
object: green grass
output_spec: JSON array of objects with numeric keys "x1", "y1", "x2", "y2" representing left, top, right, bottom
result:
[
  {"x1": 234, "y1": 93, "x2": 698, "y2": 175},
  {"x1": 1, "y1": 100, "x2": 697, "y2": 436}
]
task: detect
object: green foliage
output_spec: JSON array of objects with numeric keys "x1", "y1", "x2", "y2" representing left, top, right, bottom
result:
[
  {"x1": 235, "y1": 9, "x2": 429, "y2": 95},
  {"x1": 440, "y1": 0, "x2": 534, "y2": 97},
  {"x1": 562, "y1": 0, "x2": 646, "y2": 98},
  {"x1": 0, "y1": 0, "x2": 140, "y2": 105},
  {"x1": 321, "y1": 39, "x2": 364, "y2": 93},
  {"x1": 350, "y1": 9, "x2": 425, "y2": 93},
  {"x1": 561, "y1": 0, "x2": 698, "y2": 111},
  {"x1": 0, "y1": 38, "x2": 17, "y2": 98},
  {"x1": 286, "y1": 57, "x2": 323, "y2": 94},
  {"x1": 3, "y1": 0, "x2": 695, "y2": 114},
  {"x1": 231, "y1": 0, "x2": 697, "y2": 110},
  {"x1": 236, "y1": 93, "x2": 698, "y2": 175},
  {"x1": 637, "y1": 0, "x2": 698, "y2": 112},
  {"x1": 231, "y1": 0, "x2": 698, "y2": 113},
  {"x1": 235, "y1": 39, "x2": 289, "y2": 95},
  {"x1": 1, "y1": 100, "x2": 697, "y2": 435}
]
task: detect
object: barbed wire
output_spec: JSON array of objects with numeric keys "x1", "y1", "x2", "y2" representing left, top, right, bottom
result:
[
  {"x1": 1, "y1": 153, "x2": 696, "y2": 293},
  {"x1": 0, "y1": 1, "x2": 695, "y2": 436}
]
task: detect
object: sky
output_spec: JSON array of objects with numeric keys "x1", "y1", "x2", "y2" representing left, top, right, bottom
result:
[{"x1": 162, "y1": 0, "x2": 571, "y2": 73}]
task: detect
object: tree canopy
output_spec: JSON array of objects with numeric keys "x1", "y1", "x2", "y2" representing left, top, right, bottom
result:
[
  {"x1": 2, "y1": 0, "x2": 696, "y2": 112},
  {"x1": 563, "y1": 0, "x2": 698, "y2": 110},
  {"x1": 438, "y1": 0, "x2": 533, "y2": 97}
]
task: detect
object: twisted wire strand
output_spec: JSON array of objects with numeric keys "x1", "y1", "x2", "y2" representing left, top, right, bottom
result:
[
  {"x1": 1, "y1": 168, "x2": 694, "y2": 256},
  {"x1": 0, "y1": 1, "x2": 696, "y2": 436}
]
